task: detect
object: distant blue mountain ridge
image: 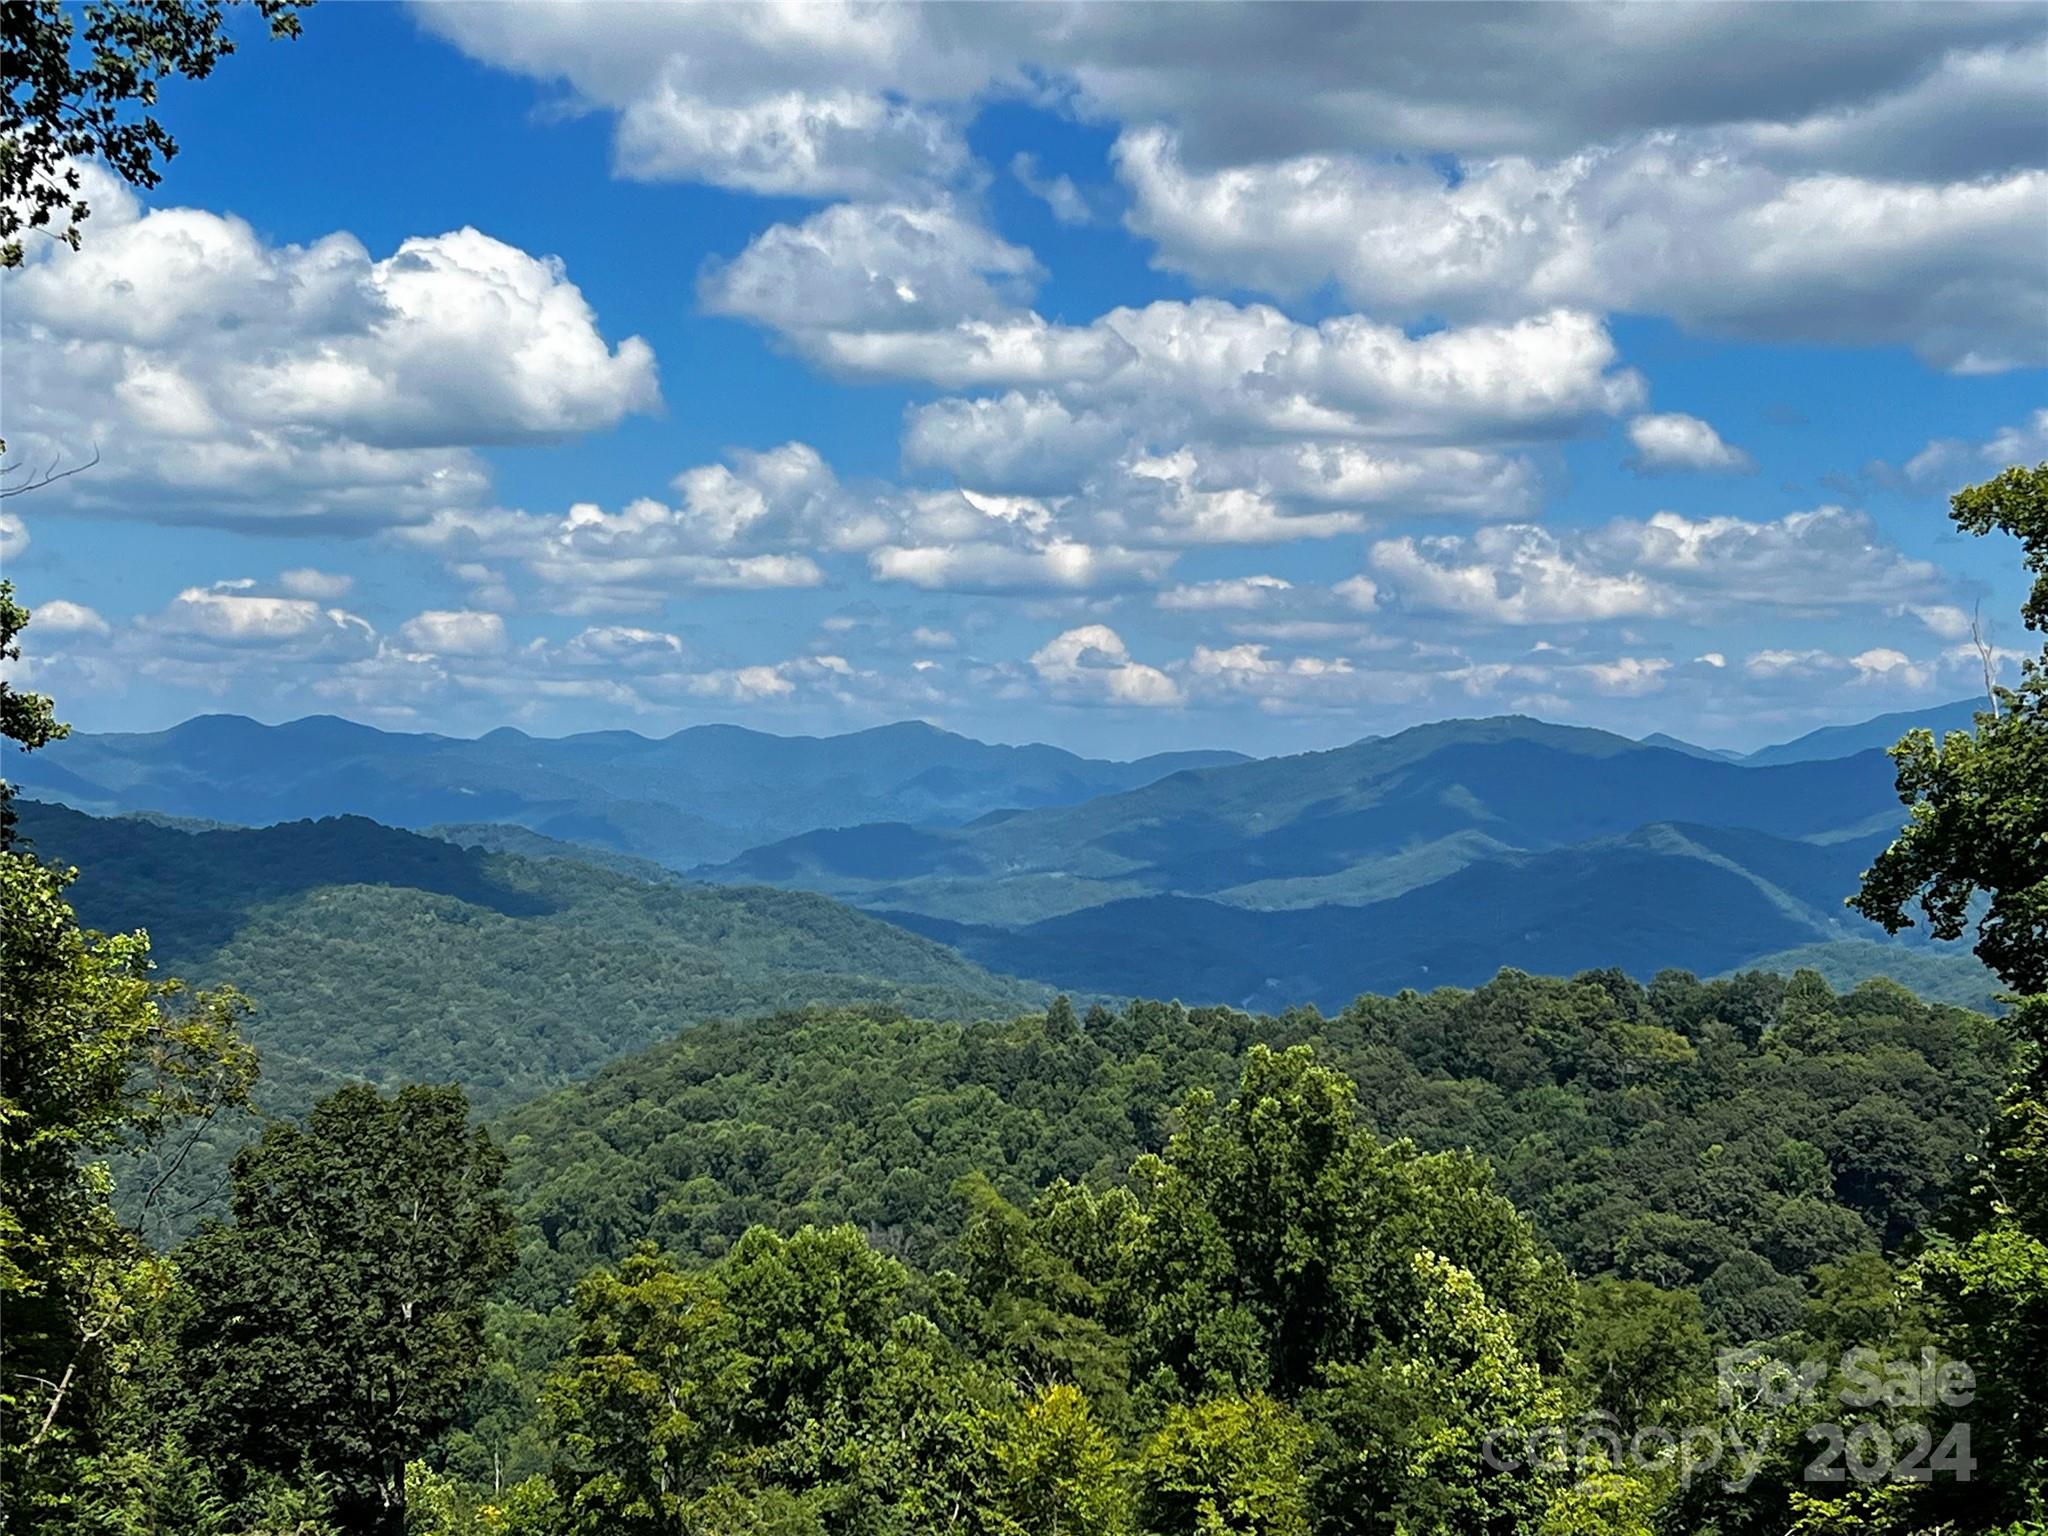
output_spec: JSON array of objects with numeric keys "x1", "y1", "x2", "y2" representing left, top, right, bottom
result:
[
  {"x1": 691, "y1": 710, "x2": 1993, "y2": 1008},
  {"x1": 10, "y1": 699, "x2": 1998, "y2": 1011},
  {"x1": 10, "y1": 713, "x2": 1248, "y2": 867}
]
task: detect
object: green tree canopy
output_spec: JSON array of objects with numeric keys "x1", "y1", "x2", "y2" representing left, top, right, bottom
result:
[
  {"x1": 1850, "y1": 461, "x2": 2048, "y2": 1523},
  {"x1": 0, "y1": 587, "x2": 256, "y2": 1528},
  {"x1": 176, "y1": 1082, "x2": 516, "y2": 1535},
  {"x1": 1851, "y1": 463, "x2": 2048, "y2": 995},
  {"x1": 1, "y1": 0, "x2": 306, "y2": 267},
  {"x1": 1121, "y1": 1043, "x2": 1575, "y2": 1399},
  {"x1": 0, "y1": 580, "x2": 68, "y2": 847}
]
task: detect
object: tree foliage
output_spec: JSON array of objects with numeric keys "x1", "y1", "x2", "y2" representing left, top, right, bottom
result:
[
  {"x1": 0, "y1": 0, "x2": 306, "y2": 267},
  {"x1": 1851, "y1": 462, "x2": 2048, "y2": 995},
  {"x1": 6, "y1": 955, "x2": 2033, "y2": 1533},
  {"x1": 0, "y1": 579, "x2": 68, "y2": 846},
  {"x1": 175, "y1": 1084, "x2": 516, "y2": 1535},
  {"x1": 1844, "y1": 461, "x2": 2048, "y2": 1523},
  {"x1": 493, "y1": 975, "x2": 2008, "y2": 1340},
  {"x1": 0, "y1": 588, "x2": 256, "y2": 1527}
]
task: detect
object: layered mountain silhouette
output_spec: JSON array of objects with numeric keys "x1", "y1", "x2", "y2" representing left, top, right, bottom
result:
[
  {"x1": 1736, "y1": 695, "x2": 1987, "y2": 766},
  {"x1": 11, "y1": 713, "x2": 1245, "y2": 867},
  {"x1": 13, "y1": 701, "x2": 1994, "y2": 1010},
  {"x1": 706, "y1": 718, "x2": 1904, "y2": 898},
  {"x1": 693, "y1": 715, "x2": 1989, "y2": 1006}
]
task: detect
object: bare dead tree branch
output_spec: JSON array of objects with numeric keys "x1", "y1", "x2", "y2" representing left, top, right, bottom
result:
[
  {"x1": 0, "y1": 445, "x2": 101, "y2": 499},
  {"x1": 25, "y1": 1287, "x2": 116, "y2": 1460},
  {"x1": 1971, "y1": 601, "x2": 2000, "y2": 719}
]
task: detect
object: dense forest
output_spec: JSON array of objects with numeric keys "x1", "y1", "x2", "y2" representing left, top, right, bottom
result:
[
  {"x1": 20, "y1": 802, "x2": 1047, "y2": 1078},
  {"x1": 12, "y1": 800, "x2": 1047, "y2": 1237},
  {"x1": 5, "y1": 447, "x2": 2048, "y2": 1536},
  {"x1": 10, "y1": 978, "x2": 2047, "y2": 1535},
  {"x1": 489, "y1": 976, "x2": 2009, "y2": 1330}
]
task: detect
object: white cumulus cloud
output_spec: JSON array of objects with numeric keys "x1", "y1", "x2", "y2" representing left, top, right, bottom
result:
[
  {"x1": 397, "y1": 443, "x2": 848, "y2": 612},
  {"x1": 1372, "y1": 527, "x2": 1671, "y2": 625},
  {"x1": 1371, "y1": 504, "x2": 1946, "y2": 628},
  {"x1": 30, "y1": 600, "x2": 110, "y2": 635},
  {"x1": 1, "y1": 202, "x2": 658, "y2": 527},
  {"x1": 1030, "y1": 624, "x2": 1183, "y2": 706},
  {"x1": 1157, "y1": 575, "x2": 1294, "y2": 611},
  {"x1": 158, "y1": 583, "x2": 373, "y2": 648},
  {"x1": 1626, "y1": 413, "x2": 1755, "y2": 475},
  {"x1": 1117, "y1": 127, "x2": 2048, "y2": 374},
  {"x1": 398, "y1": 609, "x2": 509, "y2": 656}
]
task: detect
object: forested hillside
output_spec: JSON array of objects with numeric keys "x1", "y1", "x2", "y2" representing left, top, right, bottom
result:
[
  {"x1": 879, "y1": 831, "x2": 1885, "y2": 1007},
  {"x1": 17, "y1": 702, "x2": 2000, "y2": 1010},
  {"x1": 490, "y1": 974, "x2": 2011, "y2": 1330},
  {"x1": 425, "y1": 822, "x2": 687, "y2": 884},
  {"x1": 21, "y1": 800, "x2": 1043, "y2": 1100},
  {"x1": 14, "y1": 799, "x2": 1044, "y2": 1232}
]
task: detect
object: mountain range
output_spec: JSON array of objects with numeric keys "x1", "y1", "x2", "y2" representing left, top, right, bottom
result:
[
  {"x1": 1638, "y1": 695, "x2": 1986, "y2": 767},
  {"x1": 11, "y1": 699, "x2": 1997, "y2": 1013},
  {"x1": 699, "y1": 715, "x2": 1994, "y2": 1008},
  {"x1": 12, "y1": 713, "x2": 1245, "y2": 868},
  {"x1": 1736, "y1": 695, "x2": 1988, "y2": 766}
]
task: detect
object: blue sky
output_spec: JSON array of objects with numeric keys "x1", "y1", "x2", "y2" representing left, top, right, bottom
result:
[{"x1": 2, "y1": 1, "x2": 2043, "y2": 757}]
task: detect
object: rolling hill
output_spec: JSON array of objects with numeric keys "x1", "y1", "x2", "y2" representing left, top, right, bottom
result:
[
  {"x1": 707, "y1": 717, "x2": 1906, "y2": 902},
  {"x1": 11, "y1": 713, "x2": 1247, "y2": 868},
  {"x1": 22, "y1": 799, "x2": 1045, "y2": 1103},
  {"x1": 876, "y1": 826, "x2": 1886, "y2": 1010},
  {"x1": 17, "y1": 798, "x2": 1046, "y2": 1231}
]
